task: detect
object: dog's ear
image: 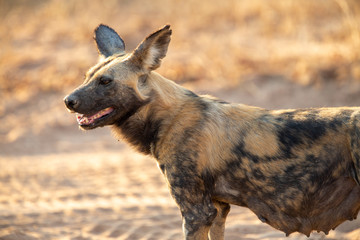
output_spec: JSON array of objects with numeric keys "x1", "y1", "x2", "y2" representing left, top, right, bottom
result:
[
  {"x1": 129, "y1": 25, "x2": 172, "y2": 72},
  {"x1": 94, "y1": 24, "x2": 125, "y2": 58}
]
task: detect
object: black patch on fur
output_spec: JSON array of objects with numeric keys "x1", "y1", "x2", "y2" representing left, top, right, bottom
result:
[
  {"x1": 214, "y1": 99, "x2": 230, "y2": 104},
  {"x1": 159, "y1": 164, "x2": 166, "y2": 174},
  {"x1": 185, "y1": 90, "x2": 229, "y2": 104},
  {"x1": 117, "y1": 112, "x2": 162, "y2": 155},
  {"x1": 201, "y1": 169, "x2": 216, "y2": 195},
  {"x1": 185, "y1": 90, "x2": 199, "y2": 98},
  {"x1": 258, "y1": 215, "x2": 268, "y2": 223},
  {"x1": 276, "y1": 116, "x2": 327, "y2": 158},
  {"x1": 197, "y1": 99, "x2": 210, "y2": 112},
  {"x1": 351, "y1": 162, "x2": 360, "y2": 185},
  {"x1": 185, "y1": 90, "x2": 210, "y2": 111},
  {"x1": 284, "y1": 164, "x2": 297, "y2": 175},
  {"x1": 112, "y1": 85, "x2": 160, "y2": 155},
  {"x1": 274, "y1": 109, "x2": 349, "y2": 159},
  {"x1": 233, "y1": 141, "x2": 260, "y2": 163},
  {"x1": 253, "y1": 169, "x2": 266, "y2": 180},
  {"x1": 167, "y1": 125, "x2": 207, "y2": 193}
]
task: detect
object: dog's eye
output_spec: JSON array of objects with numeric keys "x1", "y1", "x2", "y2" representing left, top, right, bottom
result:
[{"x1": 98, "y1": 76, "x2": 113, "y2": 86}]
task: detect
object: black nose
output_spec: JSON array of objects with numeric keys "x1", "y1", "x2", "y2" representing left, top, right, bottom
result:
[{"x1": 64, "y1": 95, "x2": 79, "y2": 111}]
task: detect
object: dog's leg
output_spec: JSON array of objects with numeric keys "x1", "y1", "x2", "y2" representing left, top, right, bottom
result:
[
  {"x1": 164, "y1": 168, "x2": 217, "y2": 239},
  {"x1": 181, "y1": 204, "x2": 217, "y2": 240},
  {"x1": 208, "y1": 201, "x2": 230, "y2": 240},
  {"x1": 177, "y1": 191, "x2": 218, "y2": 240}
]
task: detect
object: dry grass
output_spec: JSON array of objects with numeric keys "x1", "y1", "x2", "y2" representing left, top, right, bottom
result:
[{"x1": 1, "y1": 0, "x2": 360, "y2": 107}]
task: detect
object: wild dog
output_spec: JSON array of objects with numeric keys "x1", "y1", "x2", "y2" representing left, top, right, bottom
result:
[{"x1": 64, "y1": 24, "x2": 360, "y2": 239}]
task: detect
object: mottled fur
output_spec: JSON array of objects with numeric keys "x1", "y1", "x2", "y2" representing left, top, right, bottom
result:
[{"x1": 64, "y1": 25, "x2": 360, "y2": 239}]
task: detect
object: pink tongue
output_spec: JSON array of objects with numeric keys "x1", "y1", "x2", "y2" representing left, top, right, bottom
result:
[{"x1": 76, "y1": 107, "x2": 113, "y2": 125}]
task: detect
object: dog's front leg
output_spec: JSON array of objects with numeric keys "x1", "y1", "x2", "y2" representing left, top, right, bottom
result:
[
  {"x1": 164, "y1": 167, "x2": 218, "y2": 240},
  {"x1": 180, "y1": 202, "x2": 218, "y2": 240}
]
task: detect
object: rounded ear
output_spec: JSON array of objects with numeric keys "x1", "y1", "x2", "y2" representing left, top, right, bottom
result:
[
  {"x1": 129, "y1": 25, "x2": 172, "y2": 72},
  {"x1": 94, "y1": 24, "x2": 125, "y2": 58}
]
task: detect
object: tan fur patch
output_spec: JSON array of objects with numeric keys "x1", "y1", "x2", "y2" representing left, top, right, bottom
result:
[{"x1": 243, "y1": 130, "x2": 279, "y2": 157}]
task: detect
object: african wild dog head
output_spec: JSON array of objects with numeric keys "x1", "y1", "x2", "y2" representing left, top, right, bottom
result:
[{"x1": 64, "y1": 25, "x2": 172, "y2": 130}]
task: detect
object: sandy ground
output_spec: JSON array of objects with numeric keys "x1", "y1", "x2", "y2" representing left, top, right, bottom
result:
[{"x1": 1, "y1": 77, "x2": 360, "y2": 240}]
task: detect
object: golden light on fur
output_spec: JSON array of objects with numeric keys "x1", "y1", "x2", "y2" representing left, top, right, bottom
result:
[{"x1": 64, "y1": 24, "x2": 360, "y2": 239}]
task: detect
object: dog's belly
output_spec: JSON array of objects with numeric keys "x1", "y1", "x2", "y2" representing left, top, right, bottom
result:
[{"x1": 213, "y1": 175, "x2": 360, "y2": 236}]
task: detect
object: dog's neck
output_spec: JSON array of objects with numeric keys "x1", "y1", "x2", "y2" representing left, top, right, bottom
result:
[{"x1": 111, "y1": 72, "x2": 193, "y2": 155}]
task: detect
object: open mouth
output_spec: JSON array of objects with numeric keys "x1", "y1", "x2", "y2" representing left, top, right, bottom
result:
[{"x1": 76, "y1": 107, "x2": 114, "y2": 126}]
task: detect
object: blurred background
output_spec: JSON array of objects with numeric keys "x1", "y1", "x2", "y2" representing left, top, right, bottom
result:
[{"x1": 1, "y1": 0, "x2": 360, "y2": 239}]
